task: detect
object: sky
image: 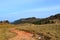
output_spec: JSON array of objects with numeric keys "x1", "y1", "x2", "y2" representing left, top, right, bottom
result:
[{"x1": 0, "y1": 0, "x2": 60, "y2": 22}]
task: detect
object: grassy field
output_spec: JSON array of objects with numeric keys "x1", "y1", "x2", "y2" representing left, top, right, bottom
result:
[
  {"x1": 0, "y1": 24, "x2": 16, "y2": 40},
  {"x1": 0, "y1": 23, "x2": 60, "y2": 40}
]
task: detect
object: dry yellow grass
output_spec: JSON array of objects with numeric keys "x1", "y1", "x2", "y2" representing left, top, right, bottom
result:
[
  {"x1": 0, "y1": 24, "x2": 16, "y2": 40},
  {"x1": 15, "y1": 23, "x2": 60, "y2": 40},
  {"x1": 0, "y1": 23, "x2": 60, "y2": 40}
]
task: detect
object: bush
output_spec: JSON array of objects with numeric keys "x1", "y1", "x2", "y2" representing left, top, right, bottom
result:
[{"x1": 33, "y1": 20, "x2": 54, "y2": 25}]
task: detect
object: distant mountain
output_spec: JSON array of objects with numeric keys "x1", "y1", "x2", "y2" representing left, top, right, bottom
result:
[
  {"x1": 12, "y1": 17, "x2": 40, "y2": 24},
  {"x1": 12, "y1": 13, "x2": 60, "y2": 24},
  {"x1": 47, "y1": 14, "x2": 60, "y2": 20}
]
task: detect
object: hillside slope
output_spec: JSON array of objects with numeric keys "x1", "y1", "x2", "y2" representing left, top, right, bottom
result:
[
  {"x1": 0, "y1": 23, "x2": 60, "y2": 40},
  {"x1": 12, "y1": 13, "x2": 60, "y2": 24},
  {"x1": 0, "y1": 13, "x2": 60, "y2": 40}
]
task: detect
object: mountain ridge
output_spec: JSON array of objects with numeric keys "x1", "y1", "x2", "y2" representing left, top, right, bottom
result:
[{"x1": 12, "y1": 13, "x2": 60, "y2": 24}]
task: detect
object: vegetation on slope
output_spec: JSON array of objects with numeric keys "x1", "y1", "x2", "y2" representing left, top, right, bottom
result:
[
  {"x1": 0, "y1": 13, "x2": 60, "y2": 40},
  {"x1": 0, "y1": 24, "x2": 16, "y2": 40},
  {"x1": 12, "y1": 13, "x2": 60, "y2": 25},
  {"x1": 0, "y1": 22, "x2": 60, "y2": 40},
  {"x1": 15, "y1": 23, "x2": 60, "y2": 40}
]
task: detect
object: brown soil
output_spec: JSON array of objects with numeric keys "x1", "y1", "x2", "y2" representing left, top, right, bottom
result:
[{"x1": 9, "y1": 28, "x2": 35, "y2": 40}]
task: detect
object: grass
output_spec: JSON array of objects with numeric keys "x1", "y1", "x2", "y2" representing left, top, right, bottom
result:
[
  {"x1": 0, "y1": 23, "x2": 60, "y2": 40},
  {"x1": 15, "y1": 23, "x2": 60, "y2": 40},
  {"x1": 0, "y1": 24, "x2": 16, "y2": 40}
]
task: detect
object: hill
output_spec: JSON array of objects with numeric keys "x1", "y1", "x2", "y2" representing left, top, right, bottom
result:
[
  {"x1": 12, "y1": 13, "x2": 60, "y2": 24},
  {"x1": 0, "y1": 13, "x2": 60, "y2": 40},
  {"x1": 0, "y1": 23, "x2": 60, "y2": 40}
]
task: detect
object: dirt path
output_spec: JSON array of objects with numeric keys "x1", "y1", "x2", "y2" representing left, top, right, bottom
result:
[{"x1": 9, "y1": 28, "x2": 35, "y2": 40}]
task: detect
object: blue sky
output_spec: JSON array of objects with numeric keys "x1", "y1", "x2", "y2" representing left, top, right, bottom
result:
[{"x1": 0, "y1": 0, "x2": 60, "y2": 22}]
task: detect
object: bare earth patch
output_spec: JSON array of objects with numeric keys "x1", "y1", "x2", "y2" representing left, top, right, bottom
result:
[{"x1": 9, "y1": 28, "x2": 35, "y2": 40}]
